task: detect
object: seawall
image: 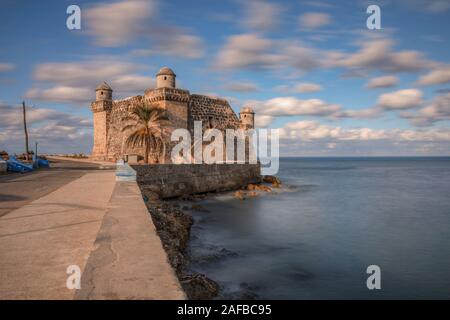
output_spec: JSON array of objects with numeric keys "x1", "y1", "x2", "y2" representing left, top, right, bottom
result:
[{"x1": 132, "y1": 163, "x2": 261, "y2": 199}]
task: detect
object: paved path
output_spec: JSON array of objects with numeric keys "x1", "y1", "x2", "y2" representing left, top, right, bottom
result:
[
  {"x1": 0, "y1": 158, "x2": 185, "y2": 300},
  {"x1": 0, "y1": 160, "x2": 116, "y2": 299},
  {"x1": 0, "y1": 159, "x2": 113, "y2": 217}
]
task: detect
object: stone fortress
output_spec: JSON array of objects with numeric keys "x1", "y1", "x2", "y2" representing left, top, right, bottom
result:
[{"x1": 90, "y1": 67, "x2": 256, "y2": 163}]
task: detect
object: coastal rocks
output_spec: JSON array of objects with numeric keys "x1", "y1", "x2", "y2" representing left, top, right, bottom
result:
[
  {"x1": 247, "y1": 183, "x2": 272, "y2": 192},
  {"x1": 234, "y1": 190, "x2": 246, "y2": 200},
  {"x1": 234, "y1": 181, "x2": 280, "y2": 200},
  {"x1": 140, "y1": 190, "x2": 193, "y2": 274},
  {"x1": 139, "y1": 187, "x2": 220, "y2": 299},
  {"x1": 234, "y1": 190, "x2": 260, "y2": 200},
  {"x1": 191, "y1": 246, "x2": 238, "y2": 265},
  {"x1": 247, "y1": 191, "x2": 259, "y2": 197},
  {"x1": 180, "y1": 274, "x2": 220, "y2": 300},
  {"x1": 190, "y1": 204, "x2": 210, "y2": 212},
  {"x1": 263, "y1": 175, "x2": 282, "y2": 188}
]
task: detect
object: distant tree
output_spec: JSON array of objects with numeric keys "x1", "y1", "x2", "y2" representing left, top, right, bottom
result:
[{"x1": 122, "y1": 104, "x2": 170, "y2": 164}]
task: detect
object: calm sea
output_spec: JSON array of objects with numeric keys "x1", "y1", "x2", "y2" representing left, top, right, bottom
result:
[{"x1": 184, "y1": 157, "x2": 450, "y2": 299}]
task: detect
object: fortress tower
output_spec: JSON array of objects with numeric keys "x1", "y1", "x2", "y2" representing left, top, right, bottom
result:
[
  {"x1": 145, "y1": 67, "x2": 189, "y2": 162},
  {"x1": 239, "y1": 106, "x2": 255, "y2": 129},
  {"x1": 156, "y1": 67, "x2": 176, "y2": 88},
  {"x1": 91, "y1": 82, "x2": 113, "y2": 160}
]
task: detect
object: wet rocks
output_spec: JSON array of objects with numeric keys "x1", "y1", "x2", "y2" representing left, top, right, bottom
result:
[
  {"x1": 191, "y1": 204, "x2": 210, "y2": 212},
  {"x1": 234, "y1": 190, "x2": 246, "y2": 200},
  {"x1": 262, "y1": 175, "x2": 282, "y2": 188},
  {"x1": 247, "y1": 183, "x2": 272, "y2": 192},
  {"x1": 139, "y1": 187, "x2": 219, "y2": 299},
  {"x1": 180, "y1": 274, "x2": 220, "y2": 300},
  {"x1": 191, "y1": 246, "x2": 238, "y2": 264}
]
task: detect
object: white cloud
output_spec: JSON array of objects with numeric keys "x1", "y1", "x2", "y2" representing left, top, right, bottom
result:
[
  {"x1": 401, "y1": 0, "x2": 450, "y2": 13},
  {"x1": 279, "y1": 120, "x2": 450, "y2": 142},
  {"x1": 214, "y1": 34, "x2": 320, "y2": 72},
  {"x1": 0, "y1": 63, "x2": 14, "y2": 72},
  {"x1": 243, "y1": 0, "x2": 283, "y2": 31},
  {"x1": 251, "y1": 96, "x2": 342, "y2": 117},
  {"x1": 0, "y1": 102, "x2": 92, "y2": 154},
  {"x1": 215, "y1": 34, "x2": 283, "y2": 70},
  {"x1": 144, "y1": 31, "x2": 205, "y2": 59},
  {"x1": 224, "y1": 82, "x2": 259, "y2": 92},
  {"x1": 25, "y1": 86, "x2": 93, "y2": 103},
  {"x1": 366, "y1": 75, "x2": 398, "y2": 89},
  {"x1": 255, "y1": 115, "x2": 274, "y2": 127},
  {"x1": 214, "y1": 35, "x2": 432, "y2": 77},
  {"x1": 400, "y1": 92, "x2": 450, "y2": 126},
  {"x1": 377, "y1": 89, "x2": 423, "y2": 110},
  {"x1": 33, "y1": 60, "x2": 143, "y2": 87},
  {"x1": 335, "y1": 107, "x2": 382, "y2": 119},
  {"x1": 329, "y1": 39, "x2": 431, "y2": 73},
  {"x1": 84, "y1": 0, "x2": 204, "y2": 58},
  {"x1": 292, "y1": 82, "x2": 322, "y2": 93},
  {"x1": 85, "y1": 0, "x2": 156, "y2": 47},
  {"x1": 299, "y1": 12, "x2": 332, "y2": 29},
  {"x1": 26, "y1": 59, "x2": 154, "y2": 104},
  {"x1": 416, "y1": 66, "x2": 450, "y2": 86}
]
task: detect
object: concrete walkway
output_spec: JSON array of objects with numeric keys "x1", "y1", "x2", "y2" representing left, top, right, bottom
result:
[
  {"x1": 0, "y1": 159, "x2": 111, "y2": 217},
  {"x1": 0, "y1": 170, "x2": 115, "y2": 299},
  {"x1": 0, "y1": 161, "x2": 185, "y2": 300}
]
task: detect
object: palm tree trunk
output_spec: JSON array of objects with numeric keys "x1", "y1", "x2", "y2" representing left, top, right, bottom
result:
[
  {"x1": 162, "y1": 142, "x2": 166, "y2": 164},
  {"x1": 144, "y1": 139, "x2": 148, "y2": 164}
]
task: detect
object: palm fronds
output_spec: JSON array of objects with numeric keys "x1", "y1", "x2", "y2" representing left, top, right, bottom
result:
[{"x1": 122, "y1": 103, "x2": 169, "y2": 163}]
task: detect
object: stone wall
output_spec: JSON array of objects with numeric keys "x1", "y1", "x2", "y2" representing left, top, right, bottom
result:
[
  {"x1": 132, "y1": 163, "x2": 261, "y2": 199},
  {"x1": 189, "y1": 94, "x2": 240, "y2": 131}
]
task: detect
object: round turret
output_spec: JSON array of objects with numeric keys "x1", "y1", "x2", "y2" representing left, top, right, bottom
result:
[
  {"x1": 240, "y1": 106, "x2": 255, "y2": 129},
  {"x1": 156, "y1": 67, "x2": 176, "y2": 88},
  {"x1": 95, "y1": 82, "x2": 113, "y2": 101}
]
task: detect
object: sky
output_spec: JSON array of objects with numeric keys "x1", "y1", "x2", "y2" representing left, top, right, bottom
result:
[{"x1": 1, "y1": 0, "x2": 450, "y2": 156}]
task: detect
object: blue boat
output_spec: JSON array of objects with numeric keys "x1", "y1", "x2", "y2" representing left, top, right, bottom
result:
[{"x1": 7, "y1": 156, "x2": 34, "y2": 173}]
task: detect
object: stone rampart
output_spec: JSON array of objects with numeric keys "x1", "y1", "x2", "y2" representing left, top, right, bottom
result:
[{"x1": 132, "y1": 163, "x2": 261, "y2": 198}]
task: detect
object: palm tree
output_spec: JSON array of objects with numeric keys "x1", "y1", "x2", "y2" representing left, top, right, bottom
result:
[{"x1": 122, "y1": 103, "x2": 170, "y2": 164}]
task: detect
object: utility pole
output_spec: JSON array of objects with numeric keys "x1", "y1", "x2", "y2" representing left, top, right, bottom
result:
[{"x1": 22, "y1": 101, "x2": 30, "y2": 160}]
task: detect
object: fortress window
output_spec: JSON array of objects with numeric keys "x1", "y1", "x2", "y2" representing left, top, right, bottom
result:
[
  {"x1": 208, "y1": 116, "x2": 214, "y2": 128},
  {"x1": 101, "y1": 91, "x2": 103, "y2": 95},
  {"x1": 164, "y1": 76, "x2": 167, "y2": 80}
]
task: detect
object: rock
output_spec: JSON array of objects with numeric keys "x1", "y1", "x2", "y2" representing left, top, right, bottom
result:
[
  {"x1": 259, "y1": 185, "x2": 272, "y2": 192},
  {"x1": 263, "y1": 175, "x2": 282, "y2": 187},
  {"x1": 180, "y1": 274, "x2": 220, "y2": 300},
  {"x1": 271, "y1": 181, "x2": 281, "y2": 188},
  {"x1": 247, "y1": 183, "x2": 272, "y2": 192},
  {"x1": 234, "y1": 190, "x2": 246, "y2": 200},
  {"x1": 182, "y1": 205, "x2": 190, "y2": 210},
  {"x1": 247, "y1": 191, "x2": 259, "y2": 197},
  {"x1": 247, "y1": 184, "x2": 257, "y2": 191},
  {"x1": 191, "y1": 204, "x2": 210, "y2": 212},
  {"x1": 140, "y1": 188, "x2": 193, "y2": 275}
]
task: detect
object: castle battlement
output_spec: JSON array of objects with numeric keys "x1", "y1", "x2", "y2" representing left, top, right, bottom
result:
[{"x1": 145, "y1": 87, "x2": 191, "y2": 103}]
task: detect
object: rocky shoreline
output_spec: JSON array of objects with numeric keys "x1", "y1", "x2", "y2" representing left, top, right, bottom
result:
[{"x1": 138, "y1": 175, "x2": 281, "y2": 300}]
